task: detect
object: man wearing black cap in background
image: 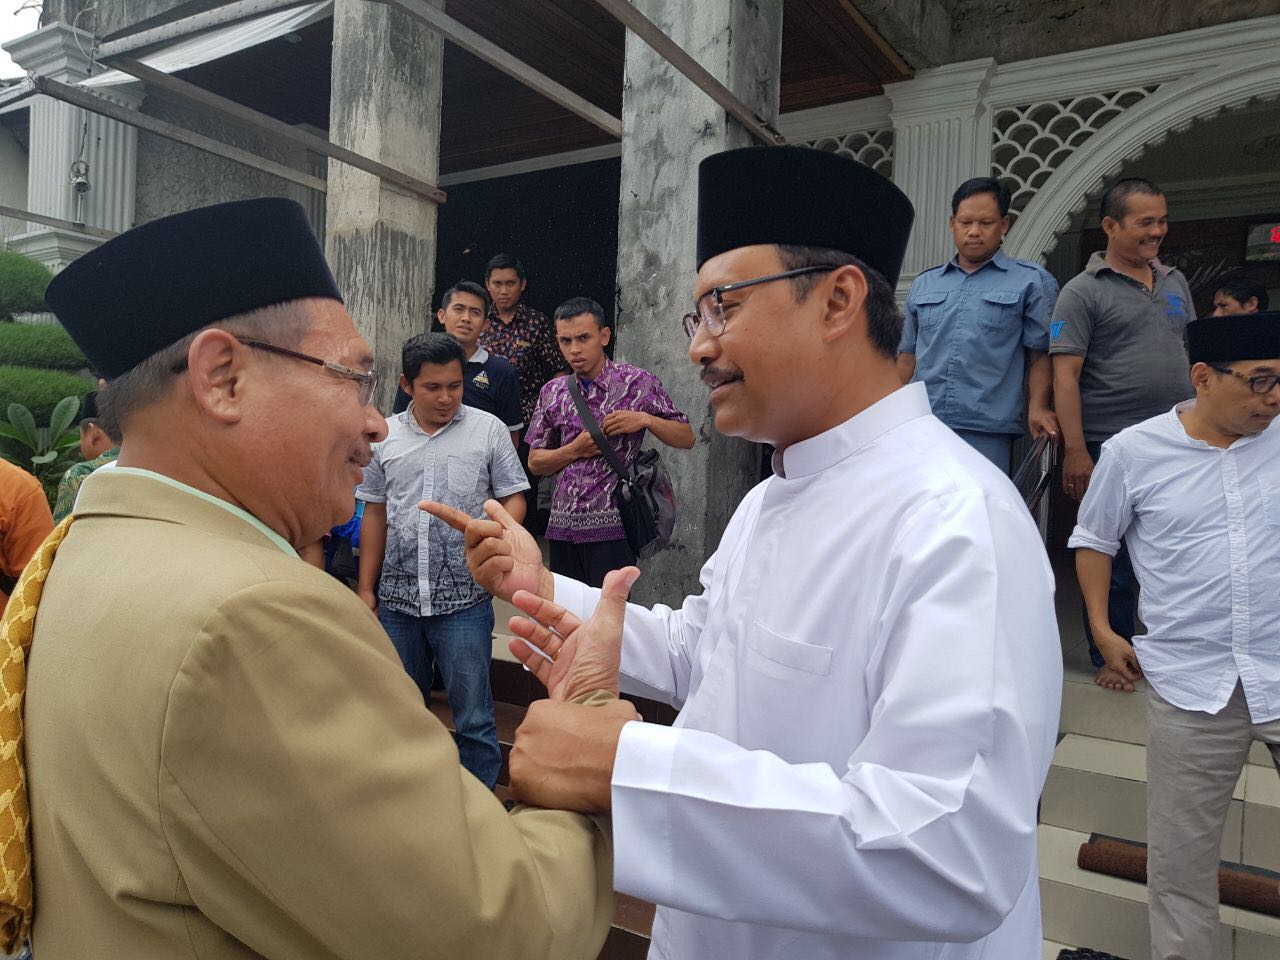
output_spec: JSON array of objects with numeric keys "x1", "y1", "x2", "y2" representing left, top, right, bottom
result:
[
  {"x1": 431, "y1": 146, "x2": 1062, "y2": 960},
  {"x1": 6, "y1": 198, "x2": 627, "y2": 960},
  {"x1": 1071, "y1": 312, "x2": 1280, "y2": 960}
]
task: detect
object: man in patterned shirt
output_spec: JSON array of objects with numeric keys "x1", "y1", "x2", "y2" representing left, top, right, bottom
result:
[
  {"x1": 526, "y1": 297, "x2": 693, "y2": 586},
  {"x1": 53, "y1": 392, "x2": 120, "y2": 522},
  {"x1": 356, "y1": 333, "x2": 529, "y2": 788},
  {"x1": 480, "y1": 254, "x2": 568, "y2": 535}
]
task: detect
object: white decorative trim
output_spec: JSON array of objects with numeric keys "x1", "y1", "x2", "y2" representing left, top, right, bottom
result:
[
  {"x1": 885, "y1": 59, "x2": 996, "y2": 121},
  {"x1": 1161, "y1": 172, "x2": 1280, "y2": 222},
  {"x1": 1007, "y1": 58, "x2": 1280, "y2": 263},
  {"x1": 776, "y1": 96, "x2": 891, "y2": 142},
  {"x1": 986, "y1": 15, "x2": 1280, "y2": 107},
  {"x1": 2, "y1": 23, "x2": 96, "y2": 82},
  {"x1": 439, "y1": 143, "x2": 622, "y2": 186}
]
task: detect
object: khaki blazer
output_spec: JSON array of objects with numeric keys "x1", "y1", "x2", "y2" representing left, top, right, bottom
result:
[{"x1": 24, "y1": 470, "x2": 612, "y2": 959}]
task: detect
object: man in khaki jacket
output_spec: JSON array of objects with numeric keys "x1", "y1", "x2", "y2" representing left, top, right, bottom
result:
[{"x1": 24, "y1": 198, "x2": 634, "y2": 960}]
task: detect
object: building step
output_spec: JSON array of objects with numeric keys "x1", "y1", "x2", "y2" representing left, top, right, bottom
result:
[
  {"x1": 1041, "y1": 733, "x2": 1280, "y2": 872},
  {"x1": 1059, "y1": 669, "x2": 1273, "y2": 767},
  {"x1": 1039, "y1": 824, "x2": 1280, "y2": 960}
]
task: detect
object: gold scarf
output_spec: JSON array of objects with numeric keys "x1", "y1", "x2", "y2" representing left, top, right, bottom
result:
[{"x1": 0, "y1": 515, "x2": 75, "y2": 953}]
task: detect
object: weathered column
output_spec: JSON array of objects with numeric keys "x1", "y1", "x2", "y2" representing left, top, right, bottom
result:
[
  {"x1": 3, "y1": 22, "x2": 140, "y2": 271},
  {"x1": 614, "y1": 1, "x2": 783, "y2": 603},
  {"x1": 326, "y1": 0, "x2": 442, "y2": 411},
  {"x1": 885, "y1": 59, "x2": 997, "y2": 295}
]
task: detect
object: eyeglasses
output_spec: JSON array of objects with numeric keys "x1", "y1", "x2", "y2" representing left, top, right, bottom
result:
[
  {"x1": 171, "y1": 335, "x2": 380, "y2": 406},
  {"x1": 1209, "y1": 365, "x2": 1280, "y2": 395},
  {"x1": 681, "y1": 265, "x2": 838, "y2": 339}
]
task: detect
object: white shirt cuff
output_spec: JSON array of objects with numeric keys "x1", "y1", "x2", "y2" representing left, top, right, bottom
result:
[
  {"x1": 1067, "y1": 525, "x2": 1120, "y2": 556},
  {"x1": 610, "y1": 718, "x2": 679, "y2": 905}
]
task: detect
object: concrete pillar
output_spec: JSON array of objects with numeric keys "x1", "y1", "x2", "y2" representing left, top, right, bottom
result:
[
  {"x1": 885, "y1": 59, "x2": 997, "y2": 295},
  {"x1": 3, "y1": 22, "x2": 139, "y2": 271},
  {"x1": 614, "y1": 0, "x2": 783, "y2": 603},
  {"x1": 325, "y1": 0, "x2": 442, "y2": 411}
]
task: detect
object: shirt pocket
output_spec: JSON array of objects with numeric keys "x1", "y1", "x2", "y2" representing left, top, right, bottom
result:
[
  {"x1": 977, "y1": 289, "x2": 1021, "y2": 331},
  {"x1": 447, "y1": 455, "x2": 482, "y2": 498},
  {"x1": 745, "y1": 619, "x2": 833, "y2": 684},
  {"x1": 1259, "y1": 475, "x2": 1280, "y2": 530},
  {"x1": 912, "y1": 291, "x2": 949, "y2": 329}
]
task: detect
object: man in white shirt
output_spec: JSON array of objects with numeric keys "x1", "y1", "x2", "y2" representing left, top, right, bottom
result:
[
  {"x1": 1070, "y1": 311, "x2": 1280, "y2": 960},
  {"x1": 429, "y1": 145, "x2": 1062, "y2": 960}
]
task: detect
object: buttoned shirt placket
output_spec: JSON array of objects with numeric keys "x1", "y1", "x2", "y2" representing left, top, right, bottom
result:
[
  {"x1": 1221, "y1": 440, "x2": 1264, "y2": 713},
  {"x1": 410, "y1": 413, "x2": 459, "y2": 615}
]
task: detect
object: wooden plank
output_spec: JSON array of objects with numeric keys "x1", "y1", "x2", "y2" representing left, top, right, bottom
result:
[
  {"x1": 0, "y1": 79, "x2": 34, "y2": 112},
  {"x1": 384, "y1": 0, "x2": 623, "y2": 140},
  {"x1": 97, "y1": 0, "x2": 318, "y2": 60},
  {"x1": 0, "y1": 203, "x2": 119, "y2": 241},
  {"x1": 107, "y1": 57, "x2": 446, "y2": 204},
  {"x1": 31, "y1": 76, "x2": 328, "y2": 194},
  {"x1": 587, "y1": 0, "x2": 785, "y2": 146}
]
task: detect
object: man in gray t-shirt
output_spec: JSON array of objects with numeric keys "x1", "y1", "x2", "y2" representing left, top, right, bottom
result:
[{"x1": 1051, "y1": 178, "x2": 1194, "y2": 693}]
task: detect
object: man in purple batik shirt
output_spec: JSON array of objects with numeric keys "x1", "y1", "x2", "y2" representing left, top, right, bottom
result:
[{"x1": 526, "y1": 296, "x2": 694, "y2": 586}]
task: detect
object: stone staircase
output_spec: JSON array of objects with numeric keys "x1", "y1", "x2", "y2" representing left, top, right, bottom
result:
[{"x1": 1039, "y1": 570, "x2": 1280, "y2": 960}]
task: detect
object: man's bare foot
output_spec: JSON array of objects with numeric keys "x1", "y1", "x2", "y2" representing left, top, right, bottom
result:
[{"x1": 1094, "y1": 665, "x2": 1136, "y2": 693}]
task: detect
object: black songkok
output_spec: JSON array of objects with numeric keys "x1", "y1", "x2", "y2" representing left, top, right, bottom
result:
[
  {"x1": 1187, "y1": 311, "x2": 1280, "y2": 364},
  {"x1": 696, "y1": 146, "x2": 915, "y2": 287},
  {"x1": 45, "y1": 198, "x2": 341, "y2": 379}
]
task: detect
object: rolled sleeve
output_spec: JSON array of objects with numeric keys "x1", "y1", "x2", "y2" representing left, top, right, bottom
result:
[
  {"x1": 354, "y1": 440, "x2": 387, "y2": 504},
  {"x1": 489, "y1": 421, "x2": 532, "y2": 498},
  {"x1": 1067, "y1": 442, "x2": 1131, "y2": 557}
]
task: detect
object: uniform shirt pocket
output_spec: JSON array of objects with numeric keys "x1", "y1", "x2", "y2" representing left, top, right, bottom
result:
[
  {"x1": 447, "y1": 455, "x2": 482, "y2": 498},
  {"x1": 912, "y1": 291, "x2": 949, "y2": 329},
  {"x1": 745, "y1": 619, "x2": 834, "y2": 682},
  {"x1": 978, "y1": 289, "x2": 1021, "y2": 330}
]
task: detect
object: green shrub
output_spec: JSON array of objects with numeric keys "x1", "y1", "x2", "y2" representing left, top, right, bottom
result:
[
  {"x1": 0, "y1": 322, "x2": 89, "y2": 370},
  {"x1": 0, "y1": 251, "x2": 53, "y2": 320},
  {"x1": 0, "y1": 366, "x2": 93, "y2": 422}
]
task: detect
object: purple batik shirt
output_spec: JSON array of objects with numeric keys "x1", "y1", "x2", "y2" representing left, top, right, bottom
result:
[{"x1": 525, "y1": 359, "x2": 688, "y2": 544}]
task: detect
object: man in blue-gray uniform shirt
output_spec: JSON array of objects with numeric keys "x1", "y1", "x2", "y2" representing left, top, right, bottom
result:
[{"x1": 898, "y1": 177, "x2": 1059, "y2": 472}]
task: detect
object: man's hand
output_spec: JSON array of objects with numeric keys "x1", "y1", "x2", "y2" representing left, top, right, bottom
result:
[
  {"x1": 356, "y1": 587, "x2": 378, "y2": 612},
  {"x1": 1062, "y1": 445, "x2": 1094, "y2": 500},
  {"x1": 1028, "y1": 407, "x2": 1060, "y2": 443},
  {"x1": 508, "y1": 566, "x2": 639, "y2": 701},
  {"x1": 1094, "y1": 628, "x2": 1143, "y2": 690},
  {"x1": 567, "y1": 430, "x2": 600, "y2": 459},
  {"x1": 600, "y1": 410, "x2": 651, "y2": 437},
  {"x1": 509, "y1": 698, "x2": 639, "y2": 812},
  {"x1": 421, "y1": 499, "x2": 551, "y2": 602}
]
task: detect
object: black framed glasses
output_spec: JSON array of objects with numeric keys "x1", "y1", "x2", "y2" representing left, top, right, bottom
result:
[
  {"x1": 171, "y1": 335, "x2": 380, "y2": 406},
  {"x1": 1209, "y1": 365, "x2": 1280, "y2": 395},
  {"x1": 681, "y1": 265, "x2": 838, "y2": 339}
]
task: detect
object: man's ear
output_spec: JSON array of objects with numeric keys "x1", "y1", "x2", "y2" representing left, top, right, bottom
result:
[
  {"x1": 600, "y1": 324, "x2": 612, "y2": 347},
  {"x1": 185, "y1": 328, "x2": 249, "y2": 424},
  {"x1": 1189, "y1": 361, "x2": 1216, "y2": 392},
  {"x1": 821, "y1": 264, "x2": 870, "y2": 345}
]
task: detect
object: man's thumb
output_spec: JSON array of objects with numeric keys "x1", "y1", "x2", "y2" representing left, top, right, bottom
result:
[{"x1": 596, "y1": 566, "x2": 640, "y2": 620}]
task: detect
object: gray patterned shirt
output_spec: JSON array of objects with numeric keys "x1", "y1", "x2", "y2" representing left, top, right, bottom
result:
[{"x1": 356, "y1": 405, "x2": 528, "y2": 617}]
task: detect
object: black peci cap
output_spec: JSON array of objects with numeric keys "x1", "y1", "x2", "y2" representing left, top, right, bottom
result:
[
  {"x1": 45, "y1": 198, "x2": 341, "y2": 379},
  {"x1": 1188, "y1": 312, "x2": 1280, "y2": 364},
  {"x1": 696, "y1": 146, "x2": 914, "y2": 286}
]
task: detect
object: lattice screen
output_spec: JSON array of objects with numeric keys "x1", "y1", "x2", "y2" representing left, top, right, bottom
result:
[
  {"x1": 992, "y1": 87, "x2": 1160, "y2": 216},
  {"x1": 807, "y1": 129, "x2": 894, "y2": 178}
]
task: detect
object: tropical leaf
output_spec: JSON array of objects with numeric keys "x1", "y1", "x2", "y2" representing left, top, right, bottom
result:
[
  {"x1": 6, "y1": 403, "x2": 37, "y2": 450},
  {"x1": 30, "y1": 450, "x2": 58, "y2": 464},
  {"x1": 49, "y1": 395, "x2": 80, "y2": 440}
]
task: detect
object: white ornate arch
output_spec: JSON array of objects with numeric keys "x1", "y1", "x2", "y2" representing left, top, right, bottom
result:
[{"x1": 1007, "y1": 57, "x2": 1280, "y2": 263}]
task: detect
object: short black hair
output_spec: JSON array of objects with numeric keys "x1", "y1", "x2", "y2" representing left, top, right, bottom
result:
[
  {"x1": 484, "y1": 253, "x2": 525, "y2": 282},
  {"x1": 402, "y1": 332, "x2": 466, "y2": 382},
  {"x1": 554, "y1": 296, "x2": 607, "y2": 330},
  {"x1": 775, "y1": 245, "x2": 902, "y2": 359},
  {"x1": 77, "y1": 391, "x2": 122, "y2": 443},
  {"x1": 951, "y1": 177, "x2": 1011, "y2": 217},
  {"x1": 1216, "y1": 276, "x2": 1269, "y2": 312},
  {"x1": 1100, "y1": 178, "x2": 1163, "y2": 222},
  {"x1": 440, "y1": 279, "x2": 490, "y2": 311}
]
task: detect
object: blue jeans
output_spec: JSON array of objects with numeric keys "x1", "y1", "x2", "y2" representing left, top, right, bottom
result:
[
  {"x1": 1080, "y1": 439, "x2": 1138, "y2": 668},
  {"x1": 378, "y1": 600, "x2": 501, "y2": 789},
  {"x1": 951, "y1": 429, "x2": 1015, "y2": 474}
]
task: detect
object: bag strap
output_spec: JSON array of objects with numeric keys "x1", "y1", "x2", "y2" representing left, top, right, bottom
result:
[{"x1": 567, "y1": 377, "x2": 631, "y2": 481}]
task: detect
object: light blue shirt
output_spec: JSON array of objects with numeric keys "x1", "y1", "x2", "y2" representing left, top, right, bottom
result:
[
  {"x1": 1069, "y1": 401, "x2": 1280, "y2": 722},
  {"x1": 900, "y1": 249, "x2": 1058, "y2": 435}
]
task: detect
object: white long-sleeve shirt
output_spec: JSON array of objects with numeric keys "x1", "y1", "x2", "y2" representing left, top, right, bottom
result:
[
  {"x1": 1069, "y1": 401, "x2": 1280, "y2": 722},
  {"x1": 555, "y1": 383, "x2": 1062, "y2": 960}
]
